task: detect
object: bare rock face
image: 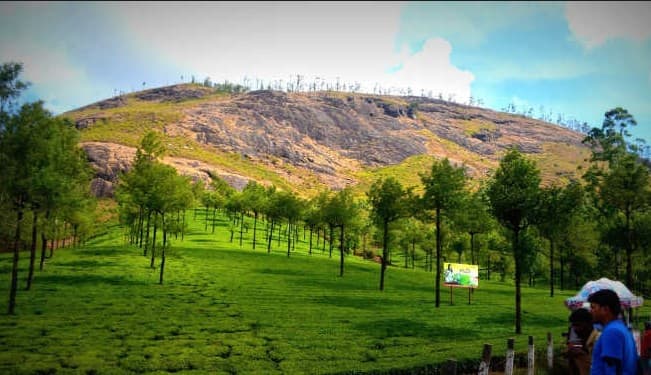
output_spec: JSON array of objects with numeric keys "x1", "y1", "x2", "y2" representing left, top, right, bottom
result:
[
  {"x1": 82, "y1": 142, "x2": 136, "y2": 197},
  {"x1": 81, "y1": 142, "x2": 251, "y2": 198},
  {"x1": 71, "y1": 84, "x2": 590, "y2": 195}
]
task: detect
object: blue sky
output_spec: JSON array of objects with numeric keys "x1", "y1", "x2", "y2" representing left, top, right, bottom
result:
[{"x1": 1, "y1": 1, "x2": 650, "y2": 144}]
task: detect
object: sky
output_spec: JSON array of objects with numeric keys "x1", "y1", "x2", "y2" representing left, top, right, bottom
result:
[{"x1": 1, "y1": 1, "x2": 651, "y2": 144}]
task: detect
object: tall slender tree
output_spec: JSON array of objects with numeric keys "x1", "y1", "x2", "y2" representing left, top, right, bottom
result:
[
  {"x1": 419, "y1": 158, "x2": 467, "y2": 307},
  {"x1": 486, "y1": 148, "x2": 541, "y2": 334},
  {"x1": 536, "y1": 181, "x2": 583, "y2": 296},
  {"x1": 367, "y1": 177, "x2": 408, "y2": 291}
]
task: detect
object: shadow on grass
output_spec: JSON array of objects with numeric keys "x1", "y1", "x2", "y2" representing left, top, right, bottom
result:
[
  {"x1": 312, "y1": 295, "x2": 385, "y2": 310},
  {"x1": 36, "y1": 273, "x2": 147, "y2": 286},
  {"x1": 355, "y1": 318, "x2": 477, "y2": 340},
  {"x1": 56, "y1": 260, "x2": 118, "y2": 268},
  {"x1": 257, "y1": 268, "x2": 308, "y2": 277}
]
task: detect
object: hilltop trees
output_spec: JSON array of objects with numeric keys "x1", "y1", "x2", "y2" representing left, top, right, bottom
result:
[{"x1": 486, "y1": 148, "x2": 541, "y2": 334}]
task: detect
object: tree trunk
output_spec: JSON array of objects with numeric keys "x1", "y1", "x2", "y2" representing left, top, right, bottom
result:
[
  {"x1": 40, "y1": 209, "x2": 50, "y2": 271},
  {"x1": 181, "y1": 210, "x2": 185, "y2": 241},
  {"x1": 308, "y1": 225, "x2": 313, "y2": 255},
  {"x1": 144, "y1": 210, "x2": 151, "y2": 257},
  {"x1": 559, "y1": 254, "x2": 565, "y2": 291},
  {"x1": 470, "y1": 232, "x2": 476, "y2": 264},
  {"x1": 159, "y1": 214, "x2": 166, "y2": 285},
  {"x1": 328, "y1": 224, "x2": 333, "y2": 258},
  {"x1": 138, "y1": 206, "x2": 145, "y2": 248},
  {"x1": 625, "y1": 207, "x2": 633, "y2": 289},
  {"x1": 487, "y1": 255, "x2": 491, "y2": 280},
  {"x1": 239, "y1": 211, "x2": 244, "y2": 247},
  {"x1": 267, "y1": 220, "x2": 274, "y2": 253},
  {"x1": 253, "y1": 212, "x2": 258, "y2": 250},
  {"x1": 26, "y1": 211, "x2": 38, "y2": 291},
  {"x1": 205, "y1": 206, "x2": 209, "y2": 231},
  {"x1": 549, "y1": 238, "x2": 555, "y2": 297},
  {"x1": 8, "y1": 208, "x2": 23, "y2": 314},
  {"x1": 380, "y1": 220, "x2": 388, "y2": 291},
  {"x1": 339, "y1": 225, "x2": 345, "y2": 277},
  {"x1": 435, "y1": 207, "x2": 442, "y2": 308},
  {"x1": 212, "y1": 208, "x2": 217, "y2": 233},
  {"x1": 287, "y1": 222, "x2": 292, "y2": 257},
  {"x1": 150, "y1": 213, "x2": 157, "y2": 269},
  {"x1": 514, "y1": 229, "x2": 522, "y2": 334},
  {"x1": 411, "y1": 239, "x2": 416, "y2": 269}
]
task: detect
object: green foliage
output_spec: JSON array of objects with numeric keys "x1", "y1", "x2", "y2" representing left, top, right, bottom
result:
[
  {"x1": 419, "y1": 158, "x2": 467, "y2": 307},
  {"x1": 486, "y1": 148, "x2": 542, "y2": 334},
  {"x1": 0, "y1": 212, "x2": 619, "y2": 374},
  {"x1": 487, "y1": 149, "x2": 541, "y2": 233},
  {"x1": 0, "y1": 61, "x2": 30, "y2": 115}
]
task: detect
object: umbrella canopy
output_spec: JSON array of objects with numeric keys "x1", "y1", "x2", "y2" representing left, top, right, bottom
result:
[{"x1": 565, "y1": 277, "x2": 644, "y2": 310}]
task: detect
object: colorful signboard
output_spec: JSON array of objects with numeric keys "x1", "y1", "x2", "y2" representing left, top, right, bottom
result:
[{"x1": 443, "y1": 262, "x2": 479, "y2": 288}]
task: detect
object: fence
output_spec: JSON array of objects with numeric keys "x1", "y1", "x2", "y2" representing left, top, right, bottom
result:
[{"x1": 442, "y1": 333, "x2": 556, "y2": 375}]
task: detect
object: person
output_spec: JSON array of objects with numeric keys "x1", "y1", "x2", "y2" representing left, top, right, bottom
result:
[
  {"x1": 642, "y1": 321, "x2": 651, "y2": 374},
  {"x1": 588, "y1": 289, "x2": 640, "y2": 375},
  {"x1": 444, "y1": 263, "x2": 456, "y2": 284},
  {"x1": 567, "y1": 308, "x2": 601, "y2": 375}
]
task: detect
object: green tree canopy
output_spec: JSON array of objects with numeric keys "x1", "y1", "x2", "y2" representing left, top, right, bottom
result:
[{"x1": 486, "y1": 148, "x2": 541, "y2": 334}]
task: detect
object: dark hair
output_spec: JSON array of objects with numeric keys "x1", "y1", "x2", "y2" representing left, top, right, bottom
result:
[
  {"x1": 570, "y1": 308, "x2": 592, "y2": 323},
  {"x1": 588, "y1": 289, "x2": 621, "y2": 316}
]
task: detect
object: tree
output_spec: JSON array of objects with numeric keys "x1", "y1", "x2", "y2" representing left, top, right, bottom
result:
[
  {"x1": 323, "y1": 188, "x2": 359, "y2": 276},
  {"x1": 582, "y1": 108, "x2": 650, "y2": 290},
  {"x1": 0, "y1": 102, "x2": 51, "y2": 314},
  {"x1": 600, "y1": 154, "x2": 649, "y2": 288},
  {"x1": 116, "y1": 132, "x2": 193, "y2": 284},
  {"x1": 0, "y1": 62, "x2": 30, "y2": 117},
  {"x1": 486, "y1": 148, "x2": 541, "y2": 334},
  {"x1": 537, "y1": 181, "x2": 583, "y2": 297},
  {"x1": 241, "y1": 181, "x2": 268, "y2": 250},
  {"x1": 419, "y1": 158, "x2": 467, "y2": 307},
  {"x1": 453, "y1": 189, "x2": 493, "y2": 265},
  {"x1": 367, "y1": 177, "x2": 408, "y2": 291}
]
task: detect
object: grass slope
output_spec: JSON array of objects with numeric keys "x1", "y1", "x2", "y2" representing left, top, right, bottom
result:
[{"x1": 1, "y1": 211, "x2": 644, "y2": 374}]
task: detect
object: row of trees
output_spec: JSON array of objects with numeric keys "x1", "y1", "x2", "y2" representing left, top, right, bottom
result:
[
  {"x1": 0, "y1": 62, "x2": 97, "y2": 314},
  {"x1": 116, "y1": 104, "x2": 650, "y2": 334}
]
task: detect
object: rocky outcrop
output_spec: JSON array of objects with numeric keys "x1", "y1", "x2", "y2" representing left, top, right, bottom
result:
[
  {"x1": 69, "y1": 84, "x2": 590, "y2": 196},
  {"x1": 81, "y1": 142, "x2": 251, "y2": 197}
]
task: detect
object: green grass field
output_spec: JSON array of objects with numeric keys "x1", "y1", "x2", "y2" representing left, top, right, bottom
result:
[{"x1": 1, "y1": 211, "x2": 648, "y2": 374}]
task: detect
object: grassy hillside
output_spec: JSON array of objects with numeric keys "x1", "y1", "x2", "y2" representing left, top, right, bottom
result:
[
  {"x1": 3, "y1": 211, "x2": 644, "y2": 374},
  {"x1": 64, "y1": 84, "x2": 591, "y2": 199}
]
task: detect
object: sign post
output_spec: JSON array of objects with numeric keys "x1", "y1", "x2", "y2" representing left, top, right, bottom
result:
[{"x1": 443, "y1": 262, "x2": 479, "y2": 305}]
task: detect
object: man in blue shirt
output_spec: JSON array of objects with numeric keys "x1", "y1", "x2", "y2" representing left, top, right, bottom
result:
[{"x1": 589, "y1": 289, "x2": 640, "y2": 375}]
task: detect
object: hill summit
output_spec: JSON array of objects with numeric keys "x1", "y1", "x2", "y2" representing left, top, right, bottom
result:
[{"x1": 66, "y1": 84, "x2": 590, "y2": 197}]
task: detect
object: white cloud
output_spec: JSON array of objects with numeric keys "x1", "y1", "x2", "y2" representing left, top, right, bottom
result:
[
  {"x1": 386, "y1": 38, "x2": 474, "y2": 100},
  {"x1": 565, "y1": 2, "x2": 651, "y2": 49}
]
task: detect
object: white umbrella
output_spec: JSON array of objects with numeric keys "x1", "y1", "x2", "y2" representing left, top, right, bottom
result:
[{"x1": 565, "y1": 277, "x2": 644, "y2": 310}]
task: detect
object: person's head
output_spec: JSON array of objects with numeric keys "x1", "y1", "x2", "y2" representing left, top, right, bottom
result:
[
  {"x1": 569, "y1": 308, "x2": 594, "y2": 337},
  {"x1": 588, "y1": 289, "x2": 621, "y2": 324}
]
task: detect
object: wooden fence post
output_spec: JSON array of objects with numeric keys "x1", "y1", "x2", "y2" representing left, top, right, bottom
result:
[
  {"x1": 477, "y1": 343, "x2": 492, "y2": 375},
  {"x1": 547, "y1": 332, "x2": 554, "y2": 371},
  {"x1": 444, "y1": 358, "x2": 457, "y2": 375},
  {"x1": 505, "y1": 338, "x2": 515, "y2": 375},
  {"x1": 527, "y1": 335, "x2": 535, "y2": 375}
]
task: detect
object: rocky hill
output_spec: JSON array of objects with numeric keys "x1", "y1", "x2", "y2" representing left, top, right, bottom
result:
[{"x1": 65, "y1": 84, "x2": 591, "y2": 197}]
